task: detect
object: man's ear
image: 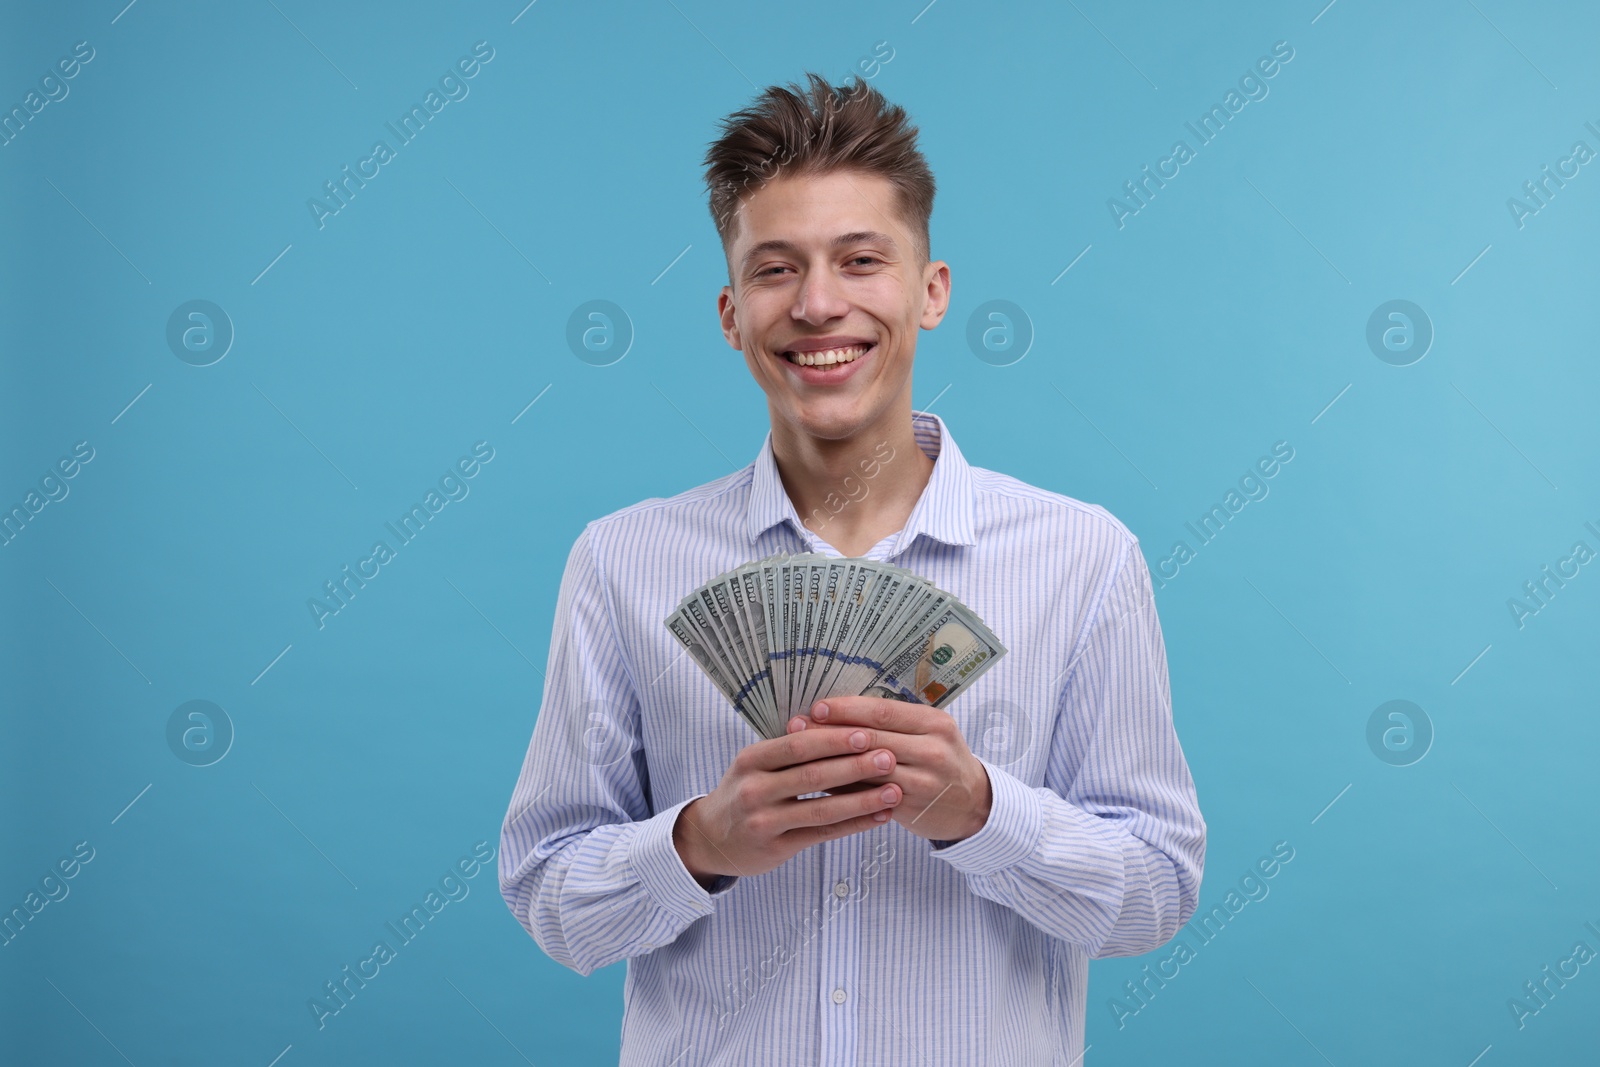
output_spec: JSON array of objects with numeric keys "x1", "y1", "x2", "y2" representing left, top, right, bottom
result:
[
  {"x1": 718, "y1": 284, "x2": 742, "y2": 350},
  {"x1": 919, "y1": 260, "x2": 951, "y2": 330}
]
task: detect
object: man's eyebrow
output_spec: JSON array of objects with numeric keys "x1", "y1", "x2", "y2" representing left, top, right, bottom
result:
[{"x1": 740, "y1": 231, "x2": 898, "y2": 271}]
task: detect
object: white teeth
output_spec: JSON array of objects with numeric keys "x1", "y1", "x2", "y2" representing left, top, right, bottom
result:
[{"x1": 785, "y1": 343, "x2": 871, "y2": 367}]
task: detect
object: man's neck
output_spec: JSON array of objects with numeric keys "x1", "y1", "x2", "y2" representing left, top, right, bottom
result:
[{"x1": 769, "y1": 404, "x2": 936, "y2": 558}]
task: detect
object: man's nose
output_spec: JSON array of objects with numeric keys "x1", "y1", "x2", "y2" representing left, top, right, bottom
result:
[{"x1": 791, "y1": 266, "x2": 850, "y2": 323}]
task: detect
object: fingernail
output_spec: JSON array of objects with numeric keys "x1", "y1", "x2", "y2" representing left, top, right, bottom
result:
[
  {"x1": 813, "y1": 702, "x2": 829, "y2": 721},
  {"x1": 850, "y1": 731, "x2": 868, "y2": 750},
  {"x1": 872, "y1": 811, "x2": 890, "y2": 822},
  {"x1": 790, "y1": 717, "x2": 806, "y2": 732},
  {"x1": 880, "y1": 786, "x2": 898, "y2": 804},
  {"x1": 873, "y1": 751, "x2": 892, "y2": 771}
]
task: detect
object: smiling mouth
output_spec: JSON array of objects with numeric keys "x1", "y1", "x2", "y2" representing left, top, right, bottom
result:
[{"x1": 781, "y1": 342, "x2": 875, "y2": 367}]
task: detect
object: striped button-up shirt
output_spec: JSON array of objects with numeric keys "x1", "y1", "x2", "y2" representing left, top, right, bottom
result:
[{"x1": 499, "y1": 411, "x2": 1205, "y2": 1065}]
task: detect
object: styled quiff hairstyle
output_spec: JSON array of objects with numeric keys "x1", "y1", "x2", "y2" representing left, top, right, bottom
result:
[{"x1": 702, "y1": 72, "x2": 936, "y2": 280}]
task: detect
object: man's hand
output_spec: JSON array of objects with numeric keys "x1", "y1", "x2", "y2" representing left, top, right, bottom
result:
[
  {"x1": 673, "y1": 725, "x2": 904, "y2": 887},
  {"x1": 787, "y1": 696, "x2": 992, "y2": 844}
]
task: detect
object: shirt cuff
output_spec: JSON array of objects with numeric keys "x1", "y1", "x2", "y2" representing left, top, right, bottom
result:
[
  {"x1": 628, "y1": 794, "x2": 737, "y2": 923},
  {"x1": 928, "y1": 758, "x2": 1043, "y2": 875}
]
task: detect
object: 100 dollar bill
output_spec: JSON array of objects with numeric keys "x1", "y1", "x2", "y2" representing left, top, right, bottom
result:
[{"x1": 863, "y1": 604, "x2": 1004, "y2": 708}]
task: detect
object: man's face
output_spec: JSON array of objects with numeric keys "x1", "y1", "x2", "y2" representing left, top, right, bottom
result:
[{"x1": 717, "y1": 169, "x2": 950, "y2": 444}]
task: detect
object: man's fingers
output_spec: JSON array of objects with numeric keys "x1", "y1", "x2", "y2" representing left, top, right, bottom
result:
[
  {"x1": 742, "y1": 722, "x2": 884, "y2": 771},
  {"x1": 787, "y1": 809, "x2": 898, "y2": 848},
  {"x1": 821, "y1": 779, "x2": 883, "y2": 796},
  {"x1": 809, "y1": 695, "x2": 943, "y2": 734},
  {"x1": 765, "y1": 748, "x2": 897, "y2": 802},
  {"x1": 793, "y1": 721, "x2": 944, "y2": 772},
  {"x1": 775, "y1": 781, "x2": 902, "y2": 836}
]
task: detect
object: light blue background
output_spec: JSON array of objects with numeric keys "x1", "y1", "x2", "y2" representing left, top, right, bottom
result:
[{"x1": 3, "y1": 1, "x2": 1596, "y2": 1063}]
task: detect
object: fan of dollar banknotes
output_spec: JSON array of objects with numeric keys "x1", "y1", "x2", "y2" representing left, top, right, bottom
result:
[{"x1": 664, "y1": 553, "x2": 1006, "y2": 740}]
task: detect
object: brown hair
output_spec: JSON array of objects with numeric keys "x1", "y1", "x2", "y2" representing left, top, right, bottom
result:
[{"x1": 702, "y1": 72, "x2": 936, "y2": 279}]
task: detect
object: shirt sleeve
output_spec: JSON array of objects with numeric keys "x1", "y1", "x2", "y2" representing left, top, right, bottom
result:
[
  {"x1": 498, "y1": 524, "x2": 736, "y2": 977},
  {"x1": 928, "y1": 537, "x2": 1205, "y2": 958}
]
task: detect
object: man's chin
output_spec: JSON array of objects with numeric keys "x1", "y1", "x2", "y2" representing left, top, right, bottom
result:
[{"x1": 775, "y1": 397, "x2": 886, "y2": 443}]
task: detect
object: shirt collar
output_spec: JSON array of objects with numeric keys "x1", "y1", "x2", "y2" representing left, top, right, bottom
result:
[{"x1": 744, "y1": 410, "x2": 977, "y2": 553}]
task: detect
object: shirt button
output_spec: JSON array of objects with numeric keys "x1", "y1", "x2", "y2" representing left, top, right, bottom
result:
[
  {"x1": 831, "y1": 987, "x2": 847, "y2": 1005},
  {"x1": 833, "y1": 880, "x2": 850, "y2": 898}
]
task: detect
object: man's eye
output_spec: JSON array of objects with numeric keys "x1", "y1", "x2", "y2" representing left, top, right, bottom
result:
[{"x1": 848, "y1": 256, "x2": 880, "y2": 267}]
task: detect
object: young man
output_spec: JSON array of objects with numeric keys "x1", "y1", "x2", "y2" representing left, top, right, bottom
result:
[{"x1": 500, "y1": 73, "x2": 1204, "y2": 1065}]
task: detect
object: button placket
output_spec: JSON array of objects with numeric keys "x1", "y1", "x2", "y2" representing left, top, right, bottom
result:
[{"x1": 817, "y1": 835, "x2": 864, "y2": 1063}]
